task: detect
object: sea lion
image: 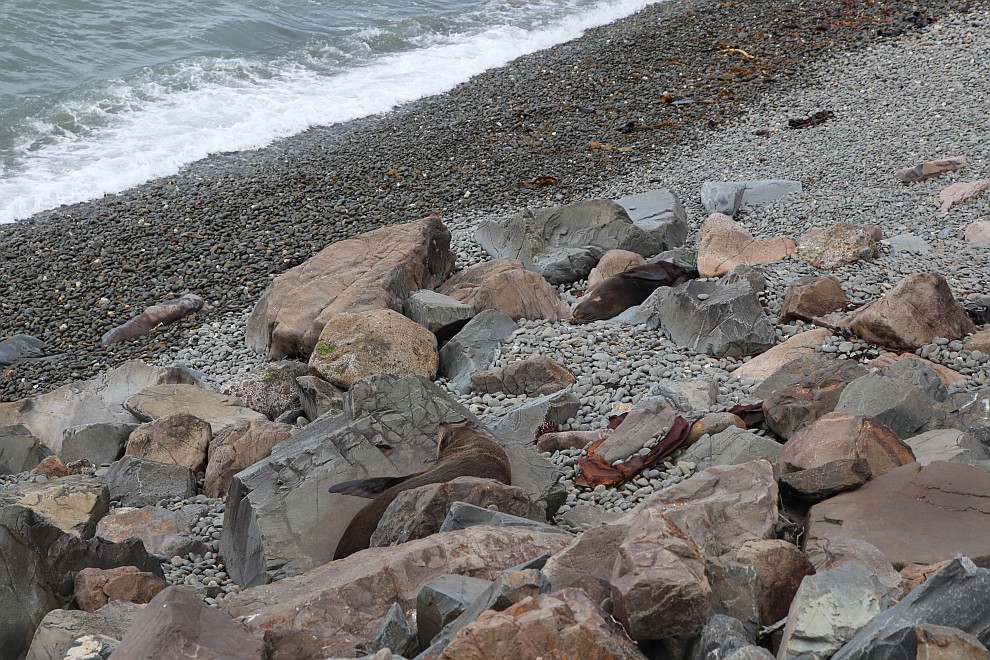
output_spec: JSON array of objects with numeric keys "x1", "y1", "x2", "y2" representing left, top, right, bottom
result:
[
  {"x1": 571, "y1": 261, "x2": 699, "y2": 323},
  {"x1": 328, "y1": 422, "x2": 512, "y2": 560}
]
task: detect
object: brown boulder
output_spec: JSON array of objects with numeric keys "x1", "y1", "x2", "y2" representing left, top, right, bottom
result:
[
  {"x1": 246, "y1": 216, "x2": 454, "y2": 360},
  {"x1": 733, "y1": 539, "x2": 815, "y2": 625},
  {"x1": 96, "y1": 506, "x2": 207, "y2": 558},
  {"x1": 965, "y1": 329, "x2": 990, "y2": 353},
  {"x1": 437, "y1": 588, "x2": 645, "y2": 660},
  {"x1": 124, "y1": 384, "x2": 267, "y2": 435},
  {"x1": 763, "y1": 360, "x2": 869, "y2": 440},
  {"x1": 473, "y1": 269, "x2": 570, "y2": 321},
  {"x1": 218, "y1": 360, "x2": 310, "y2": 420},
  {"x1": 542, "y1": 522, "x2": 631, "y2": 604},
  {"x1": 586, "y1": 249, "x2": 646, "y2": 291},
  {"x1": 31, "y1": 455, "x2": 72, "y2": 479},
  {"x1": 125, "y1": 413, "x2": 212, "y2": 473},
  {"x1": 436, "y1": 258, "x2": 526, "y2": 302},
  {"x1": 896, "y1": 155, "x2": 969, "y2": 183},
  {"x1": 204, "y1": 420, "x2": 297, "y2": 499},
  {"x1": 309, "y1": 308, "x2": 439, "y2": 388},
  {"x1": 805, "y1": 461, "x2": 990, "y2": 568},
  {"x1": 899, "y1": 560, "x2": 952, "y2": 595},
  {"x1": 74, "y1": 566, "x2": 167, "y2": 612},
  {"x1": 0, "y1": 475, "x2": 109, "y2": 539},
  {"x1": 777, "y1": 274, "x2": 850, "y2": 323},
  {"x1": 777, "y1": 412, "x2": 915, "y2": 501},
  {"x1": 471, "y1": 355, "x2": 576, "y2": 397},
  {"x1": 965, "y1": 220, "x2": 990, "y2": 245},
  {"x1": 795, "y1": 222, "x2": 879, "y2": 269},
  {"x1": 697, "y1": 214, "x2": 795, "y2": 278},
  {"x1": 687, "y1": 412, "x2": 746, "y2": 446},
  {"x1": 938, "y1": 179, "x2": 990, "y2": 213},
  {"x1": 730, "y1": 328, "x2": 831, "y2": 383}
]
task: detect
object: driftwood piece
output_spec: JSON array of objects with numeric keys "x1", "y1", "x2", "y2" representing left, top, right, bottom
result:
[{"x1": 101, "y1": 293, "x2": 207, "y2": 346}]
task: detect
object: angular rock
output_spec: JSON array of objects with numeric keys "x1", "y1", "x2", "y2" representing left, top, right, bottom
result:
[
  {"x1": 124, "y1": 384, "x2": 266, "y2": 436},
  {"x1": 796, "y1": 222, "x2": 879, "y2": 269},
  {"x1": 0, "y1": 475, "x2": 109, "y2": 539},
  {"x1": 543, "y1": 521, "x2": 631, "y2": 604},
  {"x1": 611, "y1": 509, "x2": 712, "y2": 640},
  {"x1": 690, "y1": 614, "x2": 771, "y2": 660},
  {"x1": 883, "y1": 233, "x2": 931, "y2": 255},
  {"x1": 868, "y1": 352, "x2": 966, "y2": 388},
  {"x1": 704, "y1": 558, "x2": 762, "y2": 636},
  {"x1": 471, "y1": 268, "x2": 571, "y2": 320},
  {"x1": 722, "y1": 263, "x2": 768, "y2": 293},
  {"x1": 596, "y1": 395, "x2": 678, "y2": 463},
  {"x1": 701, "y1": 180, "x2": 802, "y2": 215},
  {"x1": 733, "y1": 539, "x2": 815, "y2": 626},
  {"x1": 0, "y1": 424, "x2": 46, "y2": 474},
  {"x1": 436, "y1": 259, "x2": 525, "y2": 301},
  {"x1": 373, "y1": 602, "x2": 417, "y2": 659},
  {"x1": 74, "y1": 566, "x2": 167, "y2": 612},
  {"x1": 896, "y1": 155, "x2": 969, "y2": 183},
  {"x1": 436, "y1": 588, "x2": 645, "y2": 660},
  {"x1": 899, "y1": 560, "x2": 952, "y2": 596},
  {"x1": 112, "y1": 585, "x2": 265, "y2": 660},
  {"x1": 61, "y1": 423, "x2": 135, "y2": 466},
  {"x1": 822, "y1": 538, "x2": 903, "y2": 602},
  {"x1": 535, "y1": 429, "x2": 606, "y2": 453},
  {"x1": 805, "y1": 462, "x2": 990, "y2": 568},
  {"x1": 470, "y1": 355, "x2": 576, "y2": 397},
  {"x1": 585, "y1": 248, "x2": 646, "y2": 291},
  {"x1": 778, "y1": 564, "x2": 889, "y2": 659},
  {"x1": 124, "y1": 413, "x2": 211, "y2": 473},
  {"x1": 832, "y1": 557, "x2": 990, "y2": 658},
  {"x1": 218, "y1": 360, "x2": 309, "y2": 420},
  {"x1": 475, "y1": 199, "x2": 686, "y2": 284},
  {"x1": 696, "y1": 214, "x2": 795, "y2": 277},
  {"x1": 438, "y1": 501, "x2": 562, "y2": 535},
  {"x1": 778, "y1": 274, "x2": 851, "y2": 324},
  {"x1": 678, "y1": 426, "x2": 781, "y2": 472},
  {"x1": 645, "y1": 279, "x2": 775, "y2": 358},
  {"x1": 417, "y1": 573, "x2": 491, "y2": 649},
  {"x1": 0, "y1": 361, "x2": 196, "y2": 455},
  {"x1": 730, "y1": 328, "x2": 831, "y2": 384},
  {"x1": 905, "y1": 429, "x2": 990, "y2": 467},
  {"x1": 24, "y1": 607, "x2": 133, "y2": 660},
  {"x1": 102, "y1": 456, "x2": 197, "y2": 508},
  {"x1": 370, "y1": 477, "x2": 541, "y2": 548},
  {"x1": 763, "y1": 360, "x2": 869, "y2": 439},
  {"x1": 686, "y1": 412, "x2": 746, "y2": 446},
  {"x1": 938, "y1": 179, "x2": 990, "y2": 213},
  {"x1": 95, "y1": 506, "x2": 207, "y2": 559},
  {"x1": 777, "y1": 412, "x2": 915, "y2": 501},
  {"x1": 403, "y1": 289, "x2": 475, "y2": 335},
  {"x1": 222, "y1": 527, "x2": 571, "y2": 659},
  {"x1": 651, "y1": 377, "x2": 718, "y2": 414},
  {"x1": 438, "y1": 309, "x2": 517, "y2": 395},
  {"x1": 0, "y1": 333, "x2": 48, "y2": 365},
  {"x1": 246, "y1": 216, "x2": 454, "y2": 360},
  {"x1": 294, "y1": 375, "x2": 345, "y2": 422},
  {"x1": 31, "y1": 455, "x2": 73, "y2": 479},
  {"x1": 965, "y1": 220, "x2": 990, "y2": 246},
  {"x1": 616, "y1": 187, "x2": 689, "y2": 246},
  {"x1": 204, "y1": 419, "x2": 297, "y2": 499},
  {"x1": 309, "y1": 308, "x2": 439, "y2": 388}
]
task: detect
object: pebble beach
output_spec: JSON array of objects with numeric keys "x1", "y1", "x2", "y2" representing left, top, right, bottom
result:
[{"x1": 2, "y1": 0, "x2": 990, "y2": 616}]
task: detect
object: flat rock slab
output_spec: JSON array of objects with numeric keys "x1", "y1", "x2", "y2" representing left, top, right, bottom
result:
[
  {"x1": 125, "y1": 384, "x2": 267, "y2": 436},
  {"x1": 806, "y1": 461, "x2": 990, "y2": 568},
  {"x1": 0, "y1": 475, "x2": 109, "y2": 539},
  {"x1": 0, "y1": 361, "x2": 196, "y2": 455}
]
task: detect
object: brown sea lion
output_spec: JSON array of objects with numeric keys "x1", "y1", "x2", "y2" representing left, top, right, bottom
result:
[
  {"x1": 571, "y1": 261, "x2": 699, "y2": 323},
  {"x1": 328, "y1": 422, "x2": 512, "y2": 560}
]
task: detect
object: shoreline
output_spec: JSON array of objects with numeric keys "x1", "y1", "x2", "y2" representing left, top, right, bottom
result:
[{"x1": 0, "y1": 0, "x2": 975, "y2": 401}]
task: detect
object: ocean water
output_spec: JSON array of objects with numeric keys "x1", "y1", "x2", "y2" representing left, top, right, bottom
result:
[{"x1": 0, "y1": 0, "x2": 661, "y2": 224}]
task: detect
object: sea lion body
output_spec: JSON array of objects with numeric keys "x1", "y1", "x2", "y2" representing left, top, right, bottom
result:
[
  {"x1": 329, "y1": 423, "x2": 512, "y2": 559},
  {"x1": 571, "y1": 261, "x2": 699, "y2": 323}
]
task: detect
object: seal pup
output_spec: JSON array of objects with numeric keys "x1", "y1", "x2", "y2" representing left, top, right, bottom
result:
[
  {"x1": 328, "y1": 422, "x2": 512, "y2": 560},
  {"x1": 571, "y1": 261, "x2": 699, "y2": 323}
]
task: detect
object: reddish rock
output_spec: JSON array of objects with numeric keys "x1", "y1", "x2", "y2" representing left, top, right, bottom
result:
[
  {"x1": 806, "y1": 462, "x2": 990, "y2": 568},
  {"x1": 763, "y1": 361, "x2": 869, "y2": 440},
  {"x1": 246, "y1": 216, "x2": 454, "y2": 360},
  {"x1": 697, "y1": 214, "x2": 795, "y2": 278},
  {"x1": 899, "y1": 560, "x2": 952, "y2": 595},
  {"x1": 471, "y1": 355, "x2": 576, "y2": 398},
  {"x1": 686, "y1": 412, "x2": 746, "y2": 446},
  {"x1": 96, "y1": 506, "x2": 207, "y2": 558},
  {"x1": 731, "y1": 328, "x2": 831, "y2": 383},
  {"x1": 596, "y1": 397, "x2": 678, "y2": 463},
  {"x1": 965, "y1": 329, "x2": 990, "y2": 353},
  {"x1": 586, "y1": 249, "x2": 646, "y2": 291},
  {"x1": 218, "y1": 360, "x2": 309, "y2": 420},
  {"x1": 734, "y1": 539, "x2": 815, "y2": 626},
  {"x1": 125, "y1": 413, "x2": 212, "y2": 473},
  {"x1": 938, "y1": 179, "x2": 990, "y2": 213},
  {"x1": 777, "y1": 274, "x2": 850, "y2": 323},
  {"x1": 473, "y1": 269, "x2": 571, "y2": 321},
  {"x1": 437, "y1": 588, "x2": 645, "y2": 660},
  {"x1": 74, "y1": 566, "x2": 167, "y2": 612},
  {"x1": 31, "y1": 455, "x2": 72, "y2": 479},
  {"x1": 964, "y1": 220, "x2": 990, "y2": 246},
  {"x1": 204, "y1": 420, "x2": 298, "y2": 499},
  {"x1": 436, "y1": 259, "x2": 527, "y2": 301},
  {"x1": 795, "y1": 222, "x2": 879, "y2": 270},
  {"x1": 895, "y1": 155, "x2": 969, "y2": 183},
  {"x1": 777, "y1": 412, "x2": 915, "y2": 500}
]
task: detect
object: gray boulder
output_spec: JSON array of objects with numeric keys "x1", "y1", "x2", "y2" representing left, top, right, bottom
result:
[
  {"x1": 702, "y1": 180, "x2": 803, "y2": 216},
  {"x1": 904, "y1": 429, "x2": 990, "y2": 466},
  {"x1": 439, "y1": 501, "x2": 566, "y2": 535},
  {"x1": 0, "y1": 424, "x2": 47, "y2": 474},
  {"x1": 60, "y1": 423, "x2": 136, "y2": 465},
  {"x1": 403, "y1": 289, "x2": 475, "y2": 335},
  {"x1": 438, "y1": 309, "x2": 517, "y2": 395},
  {"x1": 373, "y1": 602, "x2": 416, "y2": 659},
  {"x1": 417, "y1": 573, "x2": 491, "y2": 649},
  {"x1": 0, "y1": 334, "x2": 48, "y2": 365},
  {"x1": 679, "y1": 427, "x2": 781, "y2": 472},
  {"x1": 24, "y1": 607, "x2": 133, "y2": 660},
  {"x1": 615, "y1": 188, "x2": 690, "y2": 248},
  {"x1": 102, "y1": 456, "x2": 197, "y2": 508}
]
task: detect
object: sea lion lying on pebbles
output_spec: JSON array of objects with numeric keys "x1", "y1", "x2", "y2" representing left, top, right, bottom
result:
[
  {"x1": 571, "y1": 261, "x2": 699, "y2": 323},
  {"x1": 328, "y1": 422, "x2": 512, "y2": 559}
]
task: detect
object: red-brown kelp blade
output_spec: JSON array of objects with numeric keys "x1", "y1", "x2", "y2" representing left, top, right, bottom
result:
[
  {"x1": 728, "y1": 402, "x2": 765, "y2": 427},
  {"x1": 574, "y1": 416, "x2": 691, "y2": 488}
]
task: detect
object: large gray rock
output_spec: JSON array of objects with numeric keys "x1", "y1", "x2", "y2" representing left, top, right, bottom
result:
[
  {"x1": 643, "y1": 279, "x2": 775, "y2": 358},
  {"x1": 0, "y1": 361, "x2": 196, "y2": 455},
  {"x1": 403, "y1": 289, "x2": 475, "y2": 335},
  {"x1": 833, "y1": 556, "x2": 990, "y2": 659},
  {"x1": 475, "y1": 199, "x2": 686, "y2": 284},
  {"x1": 0, "y1": 424, "x2": 47, "y2": 474},
  {"x1": 0, "y1": 334, "x2": 48, "y2": 365},
  {"x1": 102, "y1": 456, "x2": 197, "y2": 508},
  {"x1": 615, "y1": 188, "x2": 690, "y2": 247},
  {"x1": 679, "y1": 427, "x2": 781, "y2": 472},
  {"x1": 690, "y1": 614, "x2": 771, "y2": 660},
  {"x1": 124, "y1": 384, "x2": 267, "y2": 436},
  {"x1": 438, "y1": 309, "x2": 517, "y2": 395},
  {"x1": 438, "y1": 501, "x2": 564, "y2": 535},
  {"x1": 24, "y1": 606, "x2": 133, "y2": 660},
  {"x1": 60, "y1": 423, "x2": 136, "y2": 465},
  {"x1": 904, "y1": 429, "x2": 990, "y2": 466},
  {"x1": 417, "y1": 573, "x2": 491, "y2": 649},
  {"x1": 701, "y1": 180, "x2": 803, "y2": 216}
]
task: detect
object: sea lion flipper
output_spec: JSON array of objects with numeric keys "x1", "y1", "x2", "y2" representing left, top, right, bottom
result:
[{"x1": 328, "y1": 473, "x2": 423, "y2": 498}]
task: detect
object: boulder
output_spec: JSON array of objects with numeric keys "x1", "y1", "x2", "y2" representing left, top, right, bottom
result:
[
  {"x1": 678, "y1": 427, "x2": 781, "y2": 472},
  {"x1": 309, "y1": 308, "x2": 439, "y2": 388},
  {"x1": 373, "y1": 602, "x2": 417, "y2": 658},
  {"x1": 868, "y1": 352, "x2": 966, "y2": 388},
  {"x1": 0, "y1": 333, "x2": 47, "y2": 365},
  {"x1": 595, "y1": 395, "x2": 678, "y2": 463},
  {"x1": 616, "y1": 187, "x2": 689, "y2": 247},
  {"x1": 246, "y1": 216, "x2": 454, "y2": 360},
  {"x1": 102, "y1": 456, "x2": 197, "y2": 508},
  {"x1": 763, "y1": 360, "x2": 869, "y2": 440},
  {"x1": 690, "y1": 614, "x2": 772, "y2": 660},
  {"x1": 95, "y1": 506, "x2": 207, "y2": 559},
  {"x1": 417, "y1": 574, "x2": 491, "y2": 649},
  {"x1": 805, "y1": 462, "x2": 990, "y2": 568},
  {"x1": 31, "y1": 455, "x2": 74, "y2": 479},
  {"x1": 696, "y1": 214, "x2": 795, "y2": 277},
  {"x1": 896, "y1": 155, "x2": 969, "y2": 183},
  {"x1": 438, "y1": 309, "x2": 517, "y2": 395},
  {"x1": 0, "y1": 424, "x2": 47, "y2": 474},
  {"x1": 61, "y1": 423, "x2": 135, "y2": 466},
  {"x1": 778, "y1": 274, "x2": 851, "y2": 323},
  {"x1": 733, "y1": 539, "x2": 815, "y2": 626},
  {"x1": 203, "y1": 419, "x2": 297, "y2": 499},
  {"x1": 111, "y1": 585, "x2": 266, "y2": 660},
  {"x1": 883, "y1": 233, "x2": 931, "y2": 255},
  {"x1": 124, "y1": 384, "x2": 266, "y2": 436},
  {"x1": 0, "y1": 361, "x2": 196, "y2": 455},
  {"x1": 436, "y1": 259, "x2": 526, "y2": 301},
  {"x1": 722, "y1": 263, "x2": 767, "y2": 293},
  {"x1": 650, "y1": 377, "x2": 718, "y2": 415},
  {"x1": 705, "y1": 558, "x2": 762, "y2": 636},
  {"x1": 470, "y1": 355, "x2": 576, "y2": 397},
  {"x1": 73, "y1": 566, "x2": 167, "y2": 612},
  {"x1": 904, "y1": 429, "x2": 990, "y2": 467},
  {"x1": 403, "y1": 289, "x2": 475, "y2": 335},
  {"x1": 585, "y1": 249, "x2": 646, "y2": 291},
  {"x1": 700, "y1": 182, "x2": 746, "y2": 216},
  {"x1": 24, "y1": 607, "x2": 134, "y2": 660},
  {"x1": 124, "y1": 413, "x2": 211, "y2": 473},
  {"x1": 686, "y1": 412, "x2": 746, "y2": 446},
  {"x1": 821, "y1": 538, "x2": 903, "y2": 602},
  {"x1": 438, "y1": 501, "x2": 562, "y2": 535},
  {"x1": 730, "y1": 328, "x2": 831, "y2": 384},
  {"x1": 221, "y1": 527, "x2": 571, "y2": 659},
  {"x1": 965, "y1": 220, "x2": 990, "y2": 245},
  {"x1": 777, "y1": 412, "x2": 916, "y2": 501},
  {"x1": 475, "y1": 199, "x2": 686, "y2": 284},
  {"x1": 294, "y1": 375, "x2": 345, "y2": 422},
  {"x1": 644, "y1": 279, "x2": 775, "y2": 358},
  {"x1": 543, "y1": 521, "x2": 631, "y2": 604},
  {"x1": 217, "y1": 360, "x2": 309, "y2": 420},
  {"x1": 535, "y1": 429, "x2": 606, "y2": 453},
  {"x1": 705, "y1": 179, "x2": 803, "y2": 216},
  {"x1": 437, "y1": 588, "x2": 645, "y2": 660},
  {"x1": 471, "y1": 269, "x2": 571, "y2": 320},
  {"x1": 795, "y1": 223, "x2": 879, "y2": 269},
  {"x1": 938, "y1": 179, "x2": 990, "y2": 213},
  {"x1": 0, "y1": 475, "x2": 109, "y2": 539}
]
